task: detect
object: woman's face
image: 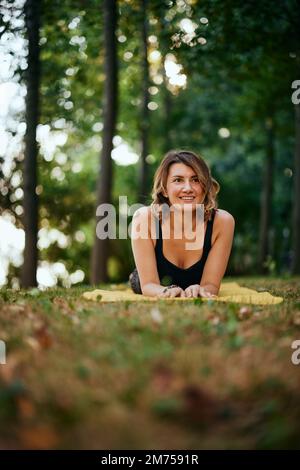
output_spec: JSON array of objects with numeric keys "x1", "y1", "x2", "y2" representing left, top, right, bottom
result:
[{"x1": 164, "y1": 163, "x2": 205, "y2": 209}]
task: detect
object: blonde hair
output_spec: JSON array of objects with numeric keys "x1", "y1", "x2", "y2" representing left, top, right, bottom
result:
[{"x1": 151, "y1": 150, "x2": 220, "y2": 221}]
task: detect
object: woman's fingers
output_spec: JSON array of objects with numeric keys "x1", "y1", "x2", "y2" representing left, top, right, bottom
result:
[
  {"x1": 185, "y1": 285, "x2": 200, "y2": 298},
  {"x1": 185, "y1": 288, "x2": 191, "y2": 298},
  {"x1": 169, "y1": 287, "x2": 181, "y2": 297},
  {"x1": 165, "y1": 287, "x2": 185, "y2": 298},
  {"x1": 192, "y1": 286, "x2": 199, "y2": 297},
  {"x1": 185, "y1": 285, "x2": 217, "y2": 298},
  {"x1": 185, "y1": 287, "x2": 193, "y2": 298},
  {"x1": 199, "y1": 287, "x2": 216, "y2": 298},
  {"x1": 199, "y1": 287, "x2": 209, "y2": 297},
  {"x1": 159, "y1": 287, "x2": 216, "y2": 299},
  {"x1": 159, "y1": 287, "x2": 203, "y2": 298},
  {"x1": 158, "y1": 290, "x2": 168, "y2": 298},
  {"x1": 159, "y1": 288, "x2": 177, "y2": 298}
]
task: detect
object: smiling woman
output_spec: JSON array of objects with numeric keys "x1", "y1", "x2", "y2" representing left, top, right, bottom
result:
[{"x1": 130, "y1": 150, "x2": 235, "y2": 299}]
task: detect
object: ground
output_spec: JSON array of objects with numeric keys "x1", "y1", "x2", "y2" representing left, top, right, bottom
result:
[{"x1": 0, "y1": 277, "x2": 300, "y2": 449}]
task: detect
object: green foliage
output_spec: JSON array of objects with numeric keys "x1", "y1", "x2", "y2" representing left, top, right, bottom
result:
[
  {"x1": 1, "y1": 0, "x2": 299, "y2": 285},
  {"x1": 0, "y1": 277, "x2": 300, "y2": 448}
]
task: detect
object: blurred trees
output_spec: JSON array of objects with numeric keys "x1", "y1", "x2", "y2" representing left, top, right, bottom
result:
[
  {"x1": 21, "y1": 0, "x2": 40, "y2": 287},
  {"x1": 91, "y1": 0, "x2": 118, "y2": 284},
  {"x1": 0, "y1": 0, "x2": 299, "y2": 287},
  {"x1": 138, "y1": 0, "x2": 151, "y2": 202}
]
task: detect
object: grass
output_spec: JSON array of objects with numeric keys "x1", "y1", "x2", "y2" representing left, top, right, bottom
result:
[{"x1": 0, "y1": 277, "x2": 300, "y2": 449}]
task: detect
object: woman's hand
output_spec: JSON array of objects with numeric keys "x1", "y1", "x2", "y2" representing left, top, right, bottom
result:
[
  {"x1": 158, "y1": 286, "x2": 186, "y2": 298},
  {"x1": 185, "y1": 284, "x2": 216, "y2": 298}
]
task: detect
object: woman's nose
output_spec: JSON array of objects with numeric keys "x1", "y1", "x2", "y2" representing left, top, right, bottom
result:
[{"x1": 183, "y1": 180, "x2": 192, "y2": 191}]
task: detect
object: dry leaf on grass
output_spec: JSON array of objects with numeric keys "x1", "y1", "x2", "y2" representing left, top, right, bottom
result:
[
  {"x1": 52, "y1": 297, "x2": 73, "y2": 315},
  {"x1": 33, "y1": 325, "x2": 53, "y2": 349},
  {"x1": 181, "y1": 384, "x2": 224, "y2": 424},
  {"x1": 0, "y1": 352, "x2": 23, "y2": 383},
  {"x1": 238, "y1": 306, "x2": 252, "y2": 320},
  {"x1": 16, "y1": 396, "x2": 36, "y2": 420},
  {"x1": 18, "y1": 425, "x2": 59, "y2": 449}
]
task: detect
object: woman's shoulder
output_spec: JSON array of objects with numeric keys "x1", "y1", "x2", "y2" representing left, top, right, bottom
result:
[
  {"x1": 131, "y1": 205, "x2": 158, "y2": 246},
  {"x1": 214, "y1": 209, "x2": 235, "y2": 231},
  {"x1": 132, "y1": 205, "x2": 157, "y2": 234}
]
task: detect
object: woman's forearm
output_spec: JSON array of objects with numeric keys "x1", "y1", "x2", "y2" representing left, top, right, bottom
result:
[{"x1": 142, "y1": 283, "x2": 165, "y2": 297}]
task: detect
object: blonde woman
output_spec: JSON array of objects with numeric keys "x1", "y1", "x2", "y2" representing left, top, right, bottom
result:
[{"x1": 130, "y1": 150, "x2": 235, "y2": 298}]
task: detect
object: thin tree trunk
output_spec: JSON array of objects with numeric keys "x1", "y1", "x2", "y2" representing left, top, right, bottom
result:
[
  {"x1": 158, "y1": 8, "x2": 173, "y2": 156},
  {"x1": 21, "y1": 0, "x2": 40, "y2": 288},
  {"x1": 258, "y1": 117, "x2": 275, "y2": 273},
  {"x1": 90, "y1": 0, "x2": 118, "y2": 284},
  {"x1": 292, "y1": 104, "x2": 300, "y2": 274},
  {"x1": 162, "y1": 75, "x2": 172, "y2": 155},
  {"x1": 138, "y1": 0, "x2": 150, "y2": 203}
]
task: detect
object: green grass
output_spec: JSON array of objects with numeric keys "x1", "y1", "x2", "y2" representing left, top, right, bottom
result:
[{"x1": 0, "y1": 277, "x2": 300, "y2": 449}]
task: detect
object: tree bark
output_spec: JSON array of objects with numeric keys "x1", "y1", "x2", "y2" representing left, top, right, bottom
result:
[
  {"x1": 162, "y1": 75, "x2": 172, "y2": 155},
  {"x1": 258, "y1": 117, "x2": 275, "y2": 273},
  {"x1": 90, "y1": 0, "x2": 118, "y2": 284},
  {"x1": 292, "y1": 104, "x2": 300, "y2": 274},
  {"x1": 138, "y1": 0, "x2": 150, "y2": 203},
  {"x1": 21, "y1": 0, "x2": 40, "y2": 288}
]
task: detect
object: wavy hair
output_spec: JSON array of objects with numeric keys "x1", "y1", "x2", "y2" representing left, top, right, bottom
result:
[{"x1": 151, "y1": 150, "x2": 220, "y2": 221}]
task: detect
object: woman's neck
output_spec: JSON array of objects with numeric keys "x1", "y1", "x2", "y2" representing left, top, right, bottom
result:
[{"x1": 162, "y1": 209, "x2": 204, "y2": 239}]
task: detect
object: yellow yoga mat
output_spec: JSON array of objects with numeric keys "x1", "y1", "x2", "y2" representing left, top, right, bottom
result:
[{"x1": 82, "y1": 282, "x2": 283, "y2": 305}]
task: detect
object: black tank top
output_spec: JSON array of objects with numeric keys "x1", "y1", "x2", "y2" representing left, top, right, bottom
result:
[{"x1": 154, "y1": 210, "x2": 216, "y2": 289}]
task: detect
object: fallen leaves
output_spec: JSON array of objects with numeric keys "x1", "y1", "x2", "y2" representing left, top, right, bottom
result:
[
  {"x1": 16, "y1": 396, "x2": 36, "y2": 420},
  {"x1": 151, "y1": 363, "x2": 178, "y2": 394},
  {"x1": 238, "y1": 306, "x2": 253, "y2": 320},
  {"x1": 33, "y1": 324, "x2": 53, "y2": 350},
  {"x1": 0, "y1": 280, "x2": 299, "y2": 449},
  {"x1": 52, "y1": 297, "x2": 73, "y2": 315},
  {"x1": 150, "y1": 307, "x2": 163, "y2": 324},
  {"x1": 292, "y1": 311, "x2": 300, "y2": 326},
  {"x1": 4, "y1": 304, "x2": 26, "y2": 315},
  {"x1": 18, "y1": 424, "x2": 59, "y2": 449},
  {"x1": 0, "y1": 352, "x2": 23, "y2": 384},
  {"x1": 52, "y1": 297, "x2": 82, "y2": 325},
  {"x1": 181, "y1": 384, "x2": 223, "y2": 424}
]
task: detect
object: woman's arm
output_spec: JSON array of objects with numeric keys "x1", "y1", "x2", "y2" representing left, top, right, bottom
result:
[
  {"x1": 200, "y1": 211, "x2": 235, "y2": 295},
  {"x1": 131, "y1": 207, "x2": 184, "y2": 297},
  {"x1": 131, "y1": 208, "x2": 160, "y2": 296},
  {"x1": 143, "y1": 283, "x2": 185, "y2": 297},
  {"x1": 142, "y1": 283, "x2": 165, "y2": 297}
]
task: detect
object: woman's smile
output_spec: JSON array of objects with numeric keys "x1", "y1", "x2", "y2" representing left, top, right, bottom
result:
[{"x1": 179, "y1": 196, "x2": 196, "y2": 201}]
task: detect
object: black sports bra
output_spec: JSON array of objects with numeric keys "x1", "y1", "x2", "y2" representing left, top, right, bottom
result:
[{"x1": 154, "y1": 210, "x2": 216, "y2": 289}]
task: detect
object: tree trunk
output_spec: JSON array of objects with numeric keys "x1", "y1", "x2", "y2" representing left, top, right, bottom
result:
[
  {"x1": 21, "y1": 0, "x2": 40, "y2": 288},
  {"x1": 138, "y1": 0, "x2": 150, "y2": 203},
  {"x1": 292, "y1": 104, "x2": 300, "y2": 274},
  {"x1": 258, "y1": 117, "x2": 275, "y2": 273},
  {"x1": 158, "y1": 8, "x2": 173, "y2": 156},
  {"x1": 162, "y1": 76, "x2": 172, "y2": 155},
  {"x1": 90, "y1": 0, "x2": 118, "y2": 284}
]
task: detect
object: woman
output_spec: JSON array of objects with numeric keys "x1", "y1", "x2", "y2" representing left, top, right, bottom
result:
[{"x1": 130, "y1": 150, "x2": 235, "y2": 298}]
